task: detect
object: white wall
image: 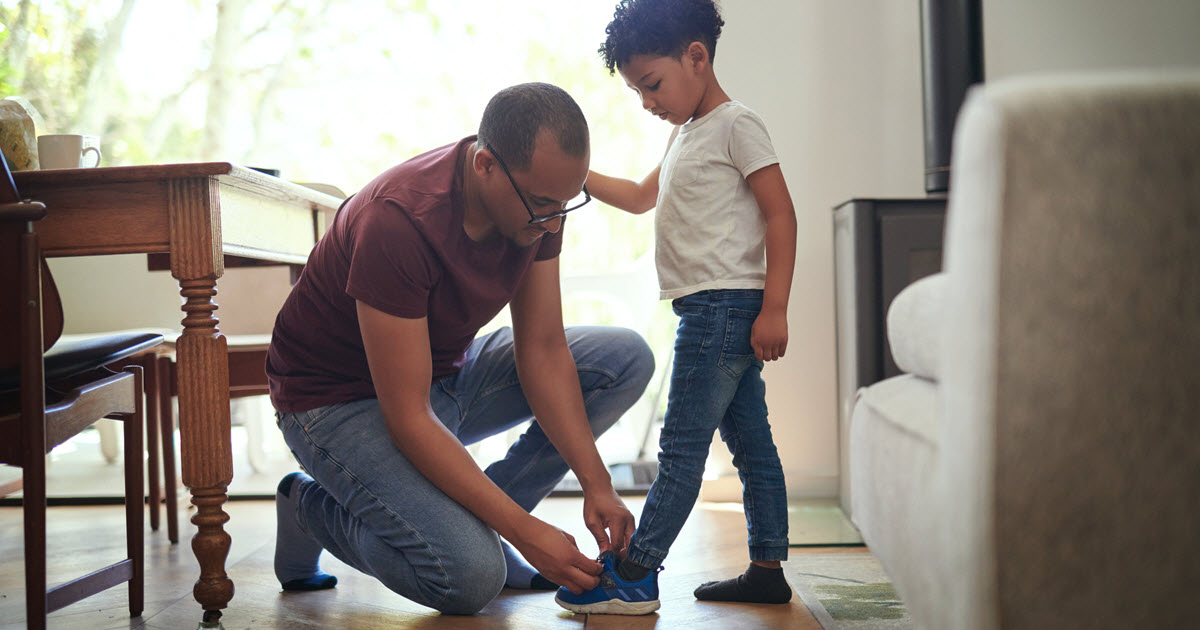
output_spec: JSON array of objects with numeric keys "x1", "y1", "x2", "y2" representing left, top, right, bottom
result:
[
  {"x1": 711, "y1": 0, "x2": 1200, "y2": 499},
  {"x1": 985, "y1": 0, "x2": 1200, "y2": 79}
]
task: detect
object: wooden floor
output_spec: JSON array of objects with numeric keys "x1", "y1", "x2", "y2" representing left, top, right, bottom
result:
[{"x1": 0, "y1": 496, "x2": 866, "y2": 629}]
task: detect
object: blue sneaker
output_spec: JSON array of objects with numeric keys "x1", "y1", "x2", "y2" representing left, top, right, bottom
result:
[{"x1": 554, "y1": 551, "x2": 661, "y2": 615}]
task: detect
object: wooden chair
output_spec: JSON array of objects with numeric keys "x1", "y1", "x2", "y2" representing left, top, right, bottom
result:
[
  {"x1": 38, "y1": 335, "x2": 178, "y2": 541},
  {"x1": 0, "y1": 159, "x2": 162, "y2": 629}
]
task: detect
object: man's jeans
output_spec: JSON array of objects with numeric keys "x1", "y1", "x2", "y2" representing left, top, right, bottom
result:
[
  {"x1": 276, "y1": 326, "x2": 653, "y2": 614},
  {"x1": 625, "y1": 290, "x2": 789, "y2": 570}
]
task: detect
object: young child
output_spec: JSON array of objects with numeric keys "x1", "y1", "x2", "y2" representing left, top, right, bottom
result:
[{"x1": 555, "y1": 0, "x2": 798, "y2": 616}]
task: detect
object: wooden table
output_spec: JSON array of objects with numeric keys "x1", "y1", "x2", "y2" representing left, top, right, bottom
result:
[{"x1": 13, "y1": 163, "x2": 341, "y2": 628}]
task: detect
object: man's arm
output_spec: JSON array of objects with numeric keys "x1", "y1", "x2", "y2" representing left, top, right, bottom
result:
[
  {"x1": 356, "y1": 301, "x2": 602, "y2": 592},
  {"x1": 508, "y1": 256, "x2": 636, "y2": 554},
  {"x1": 746, "y1": 163, "x2": 797, "y2": 362}
]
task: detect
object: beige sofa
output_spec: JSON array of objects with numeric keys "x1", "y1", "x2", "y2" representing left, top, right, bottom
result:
[{"x1": 848, "y1": 71, "x2": 1200, "y2": 629}]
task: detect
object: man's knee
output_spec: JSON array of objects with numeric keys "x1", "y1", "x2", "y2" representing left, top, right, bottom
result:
[
  {"x1": 573, "y1": 326, "x2": 655, "y2": 389},
  {"x1": 430, "y1": 549, "x2": 506, "y2": 615},
  {"x1": 611, "y1": 327, "x2": 655, "y2": 381},
  {"x1": 567, "y1": 327, "x2": 656, "y2": 438},
  {"x1": 371, "y1": 520, "x2": 506, "y2": 615}
]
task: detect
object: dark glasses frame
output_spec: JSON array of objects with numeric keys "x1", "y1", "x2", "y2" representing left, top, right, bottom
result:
[{"x1": 484, "y1": 143, "x2": 590, "y2": 225}]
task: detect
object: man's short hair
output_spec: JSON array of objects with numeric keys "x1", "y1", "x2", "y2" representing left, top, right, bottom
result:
[
  {"x1": 477, "y1": 83, "x2": 589, "y2": 172},
  {"x1": 599, "y1": 0, "x2": 725, "y2": 75}
]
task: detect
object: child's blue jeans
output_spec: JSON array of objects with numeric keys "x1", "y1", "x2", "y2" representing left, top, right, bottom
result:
[{"x1": 626, "y1": 289, "x2": 790, "y2": 570}]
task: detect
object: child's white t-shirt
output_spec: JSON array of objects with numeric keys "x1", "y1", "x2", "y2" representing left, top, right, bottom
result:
[{"x1": 654, "y1": 100, "x2": 780, "y2": 300}]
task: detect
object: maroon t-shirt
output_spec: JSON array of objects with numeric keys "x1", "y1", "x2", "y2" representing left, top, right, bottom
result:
[{"x1": 266, "y1": 136, "x2": 563, "y2": 413}]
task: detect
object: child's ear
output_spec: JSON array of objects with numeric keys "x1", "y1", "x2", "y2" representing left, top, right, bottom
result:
[{"x1": 686, "y1": 41, "x2": 710, "y2": 69}]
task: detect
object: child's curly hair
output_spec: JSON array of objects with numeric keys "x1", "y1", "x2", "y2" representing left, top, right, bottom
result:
[{"x1": 599, "y1": 0, "x2": 725, "y2": 75}]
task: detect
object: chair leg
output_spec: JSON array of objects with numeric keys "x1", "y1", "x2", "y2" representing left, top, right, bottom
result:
[
  {"x1": 157, "y1": 356, "x2": 180, "y2": 544},
  {"x1": 143, "y1": 355, "x2": 162, "y2": 533},
  {"x1": 97, "y1": 418, "x2": 120, "y2": 463},
  {"x1": 244, "y1": 398, "x2": 268, "y2": 473},
  {"x1": 23, "y1": 427, "x2": 48, "y2": 629},
  {"x1": 123, "y1": 365, "x2": 145, "y2": 617}
]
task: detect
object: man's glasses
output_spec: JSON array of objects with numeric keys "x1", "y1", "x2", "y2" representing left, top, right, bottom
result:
[{"x1": 484, "y1": 143, "x2": 591, "y2": 225}]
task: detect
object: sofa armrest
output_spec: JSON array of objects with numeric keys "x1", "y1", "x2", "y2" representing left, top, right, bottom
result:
[
  {"x1": 938, "y1": 71, "x2": 1200, "y2": 630},
  {"x1": 886, "y1": 272, "x2": 947, "y2": 381}
]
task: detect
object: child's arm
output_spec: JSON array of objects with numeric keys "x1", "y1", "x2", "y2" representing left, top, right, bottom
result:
[
  {"x1": 585, "y1": 167, "x2": 661, "y2": 215},
  {"x1": 746, "y1": 163, "x2": 797, "y2": 362},
  {"x1": 586, "y1": 127, "x2": 678, "y2": 215}
]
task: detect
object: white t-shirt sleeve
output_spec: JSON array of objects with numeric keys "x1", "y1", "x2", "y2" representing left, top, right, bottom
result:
[{"x1": 728, "y1": 111, "x2": 780, "y2": 178}]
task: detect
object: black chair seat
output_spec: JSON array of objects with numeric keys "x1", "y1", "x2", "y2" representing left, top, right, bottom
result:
[{"x1": 0, "y1": 332, "x2": 163, "y2": 392}]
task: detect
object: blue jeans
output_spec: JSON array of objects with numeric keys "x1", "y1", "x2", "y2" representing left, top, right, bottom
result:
[
  {"x1": 275, "y1": 326, "x2": 653, "y2": 614},
  {"x1": 626, "y1": 290, "x2": 789, "y2": 569}
]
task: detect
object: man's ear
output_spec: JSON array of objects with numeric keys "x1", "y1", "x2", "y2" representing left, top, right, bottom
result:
[{"x1": 472, "y1": 144, "x2": 495, "y2": 178}]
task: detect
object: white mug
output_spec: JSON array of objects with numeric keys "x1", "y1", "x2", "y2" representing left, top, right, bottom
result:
[{"x1": 37, "y1": 134, "x2": 103, "y2": 170}]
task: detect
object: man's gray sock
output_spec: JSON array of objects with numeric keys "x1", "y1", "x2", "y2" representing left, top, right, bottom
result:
[
  {"x1": 501, "y1": 540, "x2": 558, "y2": 590},
  {"x1": 275, "y1": 472, "x2": 337, "y2": 591}
]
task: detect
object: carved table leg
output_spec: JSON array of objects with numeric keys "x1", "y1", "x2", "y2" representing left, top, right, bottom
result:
[{"x1": 177, "y1": 278, "x2": 233, "y2": 628}]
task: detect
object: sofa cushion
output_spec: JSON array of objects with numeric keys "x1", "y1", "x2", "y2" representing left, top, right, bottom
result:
[
  {"x1": 886, "y1": 273, "x2": 946, "y2": 381},
  {"x1": 848, "y1": 374, "x2": 941, "y2": 628}
]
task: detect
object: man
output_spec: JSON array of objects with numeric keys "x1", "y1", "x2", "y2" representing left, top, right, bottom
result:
[{"x1": 266, "y1": 83, "x2": 655, "y2": 614}]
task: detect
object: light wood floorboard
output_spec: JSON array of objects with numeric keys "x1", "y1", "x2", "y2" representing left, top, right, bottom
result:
[{"x1": 1, "y1": 496, "x2": 865, "y2": 629}]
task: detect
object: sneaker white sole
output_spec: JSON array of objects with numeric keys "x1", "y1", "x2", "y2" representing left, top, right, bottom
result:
[{"x1": 554, "y1": 594, "x2": 661, "y2": 615}]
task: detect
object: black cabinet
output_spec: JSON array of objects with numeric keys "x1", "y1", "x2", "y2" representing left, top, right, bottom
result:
[{"x1": 833, "y1": 198, "x2": 946, "y2": 511}]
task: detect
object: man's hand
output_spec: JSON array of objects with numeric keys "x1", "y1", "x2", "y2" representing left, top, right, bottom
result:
[
  {"x1": 511, "y1": 517, "x2": 603, "y2": 594},
  {"x1": 751, "y1": 306, "x2": 789, "y2": 362},
  {"x1": 584, "y1": 487, "x2": 635, "y2": 556}
]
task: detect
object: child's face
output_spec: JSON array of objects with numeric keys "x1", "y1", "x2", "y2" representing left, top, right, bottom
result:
[{"x1": 618, "y1": 51, "x2": 706, "y2": 126}]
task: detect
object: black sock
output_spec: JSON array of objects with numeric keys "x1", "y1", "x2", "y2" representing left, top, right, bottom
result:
[
  {"x1": 616, "y1": 557, "x2": 653, "y2": 583},
  {"x1": 693, "y1": 563, "x2": 792, "y2": 604},
  {"x1": 529, "y1": 574, "x2": 559, "y2": 590}
]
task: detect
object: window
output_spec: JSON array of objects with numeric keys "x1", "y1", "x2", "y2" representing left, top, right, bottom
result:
[{"x1": 2, "y1": 0, "x2": 673, "y2": 466}]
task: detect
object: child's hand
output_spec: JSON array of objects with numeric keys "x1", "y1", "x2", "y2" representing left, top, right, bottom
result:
[{"x1": 751, "y1": 308, "x2": 788, "y2": 362}]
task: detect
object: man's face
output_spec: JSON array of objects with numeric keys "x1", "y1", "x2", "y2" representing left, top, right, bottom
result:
[
  {"x1": 619, "y1": 51, "x2": 706, "y2": 126},
  {"x1": 484, "y1": 133, "x2": 589, "y2": 248}
]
